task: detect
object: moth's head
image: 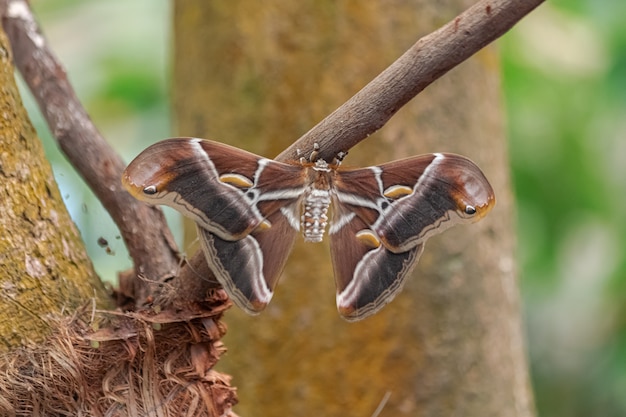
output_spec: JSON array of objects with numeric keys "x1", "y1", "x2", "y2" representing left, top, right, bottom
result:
[
  {"x1": 443, "y1": 154, "x2": 496, "y2": 222},
  {"x1": 122, "y1": 141, "x2": 182, "y2": 203}
]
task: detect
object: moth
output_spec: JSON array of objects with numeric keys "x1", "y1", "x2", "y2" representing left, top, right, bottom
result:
[{"x1": 122, "y1": 138, "x2": 495, "y2": 321}]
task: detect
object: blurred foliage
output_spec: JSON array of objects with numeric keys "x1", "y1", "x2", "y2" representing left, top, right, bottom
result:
[
  {"x1": 17, "y1": 0, "x2": 626, "y2": 416},
  {"x1": 502, "y1": 1, "x2": 626, "y2": 416}
]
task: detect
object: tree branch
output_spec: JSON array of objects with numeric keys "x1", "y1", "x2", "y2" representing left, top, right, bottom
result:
[
  {"x1": 278, "y1": 0, "x2": 544, "y2": 162},
  {"x1": 0, "y1": 0, "x2": 180, "y2": 306}
]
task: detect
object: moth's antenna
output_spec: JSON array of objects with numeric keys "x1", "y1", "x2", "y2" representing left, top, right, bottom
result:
[
  {"x1": 332, "y1": 150, "x2": 348, "y2": 166},
  {"x1": 309, "y1": 142, "x2": 321, "y2": 162},
  {"x1": 296, "y1": 148, "x2": 306, "y2": 164}
]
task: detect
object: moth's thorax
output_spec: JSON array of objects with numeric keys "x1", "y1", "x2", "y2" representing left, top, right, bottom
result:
[{"x1": 301, "y1": 159, "x2": 334, "y2": 242}]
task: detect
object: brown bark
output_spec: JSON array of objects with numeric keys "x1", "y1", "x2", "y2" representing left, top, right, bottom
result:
[
  {"x1": 0, "y1": 29, "x2": 110, "y2": 352},
  {"x1": 173, "y1": 1, "x2": 535, "y2": 416}
]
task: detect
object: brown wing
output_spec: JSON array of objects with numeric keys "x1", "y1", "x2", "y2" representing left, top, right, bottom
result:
[
  {"x1": 333, "y1": 153, "x2": 495, "y2": 253},
  {"x1": 197, "y1": 204, "x2": 299, "y2": 314},
  {"x1": 329, "y1": 200, "x2": 424, "y2": 321},
  {"x1": 329, "y1": 153, "x2": 495, "y2": 321},
  {"x1": 122, "y1": 137, "x2": 307, "y2": 240},
  {"x1": 124, "y1": 137, "x2": 305, "y2": 313}
]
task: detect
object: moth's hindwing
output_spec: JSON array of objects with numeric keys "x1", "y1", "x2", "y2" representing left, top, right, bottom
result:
[
  {"x1": 330, "y1": 201, "x2": 425, "y2": 321},
  {"x1": 197, "y1": 205, "x2": 299, "y2": 313}
]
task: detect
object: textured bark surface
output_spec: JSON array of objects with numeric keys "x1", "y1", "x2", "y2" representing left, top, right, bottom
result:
[
  {"x1": 173, "y1": 1, "x2": 534, "y2": 416},
  {"x1": 0, "y1": 30, "x2": 109, "y2": 352},
  {"x1": 0, "y1": 0, "x2": 181, "y2": 306}
]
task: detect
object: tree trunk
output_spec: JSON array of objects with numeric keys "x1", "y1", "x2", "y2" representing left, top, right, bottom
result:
[
  {"x1": 173, "y1": 1, "x2": 534, "y2": 416},
  {"x1": 0, "y1": 29, "x2": 110, "y2": 352}
]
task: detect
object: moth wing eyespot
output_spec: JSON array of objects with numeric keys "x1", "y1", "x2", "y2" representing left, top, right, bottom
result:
[
  {"x1": 465, "y1": 205, "x2": 477, "y2": 215},
  {"x1": 143, "y1": 185, "x2": 158, "y2": 195},
  {"x1": 255, "y1": 219, "x2": 272, "y2": 231},
  {"x1": 383, "y1": 184, "x2": 413, "y2": 199},
  {"x1": 219, "y1": 173, "x2": 254, "y2": 188},
  {"x1": 355, "y1": 229, "x2": 381, "y2": 249}
]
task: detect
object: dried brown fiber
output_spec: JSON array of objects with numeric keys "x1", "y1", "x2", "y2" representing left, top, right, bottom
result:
[{"x1": 0, "y1": 296, "x2": 238, "y2": 417}]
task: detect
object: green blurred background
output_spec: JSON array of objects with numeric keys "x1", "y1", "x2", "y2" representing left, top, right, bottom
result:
[{"x1": 21, "y1": 1, "x2": 626, "y2": 415}]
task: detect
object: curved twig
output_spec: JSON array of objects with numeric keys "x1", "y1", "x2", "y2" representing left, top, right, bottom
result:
[{"x1": 278, "y1": 0, "x2": 544, "y2": 162}]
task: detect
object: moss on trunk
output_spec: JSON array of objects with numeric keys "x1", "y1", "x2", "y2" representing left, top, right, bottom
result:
[{"x1": 0, "y1": 30, "x2": 110, "y2": 352}]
